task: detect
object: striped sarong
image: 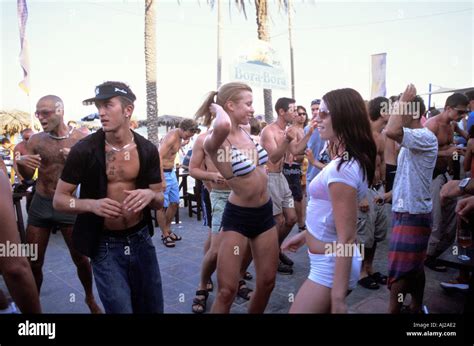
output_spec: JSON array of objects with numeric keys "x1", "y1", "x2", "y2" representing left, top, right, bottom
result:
[{"x1": 387, "y1": 212, "x2": 432, "y2": 288}]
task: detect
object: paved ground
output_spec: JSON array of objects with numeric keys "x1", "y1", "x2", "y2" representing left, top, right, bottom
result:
[{"x1": 0, "y1": 207, "x2": 466, "y2": 314}]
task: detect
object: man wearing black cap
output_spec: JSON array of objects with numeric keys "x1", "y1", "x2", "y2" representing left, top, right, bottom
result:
[{"x1": 53, "y1": 81, "x2": 165, "y2": 313}]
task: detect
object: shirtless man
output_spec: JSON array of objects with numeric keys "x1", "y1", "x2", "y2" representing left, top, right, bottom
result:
[
  {"x1": 13, "y1": 128, "x2": 34, "y2": 183},
  {"x1": 384, "y1": 96, "x2": 401, "y2": 196},
  {"x1": 357, "y1": 97, "x2": 390, "y2": 290},
  {"x1": 424, "y1": 93, "x2": 470, "y2": 270},
  {"x1": 53, "y1": 81, "x2": 165, "y2": 313},
  {"x1": 16, "y1": 95, "x2": 101, "y2": 313},
  {"x1": 158, "y1": 119, "x2": 199, "y2": 247},
  {"x1": 260, "y1": 97, "x2": 314, "y2": 274},
  {"x1": 283, "y1": 105, "x2": 307, "y2": 233},
  {"x1": 0, "y1": 167, "x2": 41, "y2": 313}
]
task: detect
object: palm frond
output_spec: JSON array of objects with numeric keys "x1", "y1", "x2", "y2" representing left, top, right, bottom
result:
[{"x1": 0, "y1": 110, "x2": 41, "y2": 136}]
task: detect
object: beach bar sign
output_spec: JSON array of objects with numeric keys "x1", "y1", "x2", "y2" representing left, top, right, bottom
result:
[{"x1": 231, "y1": 40, "x2": 288, "y2": 90}]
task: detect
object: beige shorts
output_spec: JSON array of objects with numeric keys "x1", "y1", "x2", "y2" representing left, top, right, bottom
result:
[
  {"x1": 267, "y1": 172, "x2": 294, "y2": 216},
  {"x1": 210, "y1": 189, "x2": 231, "y2": 233},
  {"x1": 356, "y1": 188, "x2": 389, "y2": 248}
]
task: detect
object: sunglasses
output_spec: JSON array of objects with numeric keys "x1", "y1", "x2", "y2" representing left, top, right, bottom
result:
[
  {"x1": 297, "y1": 112, "x2": 307, "y2": 116},
  {"x1": 453, "y1": 108, "x2": 469, "y2": 116},
  {"x1": 34, "y1": 110, "x2": 56, "y2": 118}
]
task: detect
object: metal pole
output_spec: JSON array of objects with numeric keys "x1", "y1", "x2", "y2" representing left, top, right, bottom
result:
[
  {"x1": 428, "y1": 83, "x2": 432, "y2": 109},
  {"x1": 216, "y1": 0, "x2": 222, "y2": 89},
  {"x1": 288, "y1": 0, "x2": 295, "y2": 99}
]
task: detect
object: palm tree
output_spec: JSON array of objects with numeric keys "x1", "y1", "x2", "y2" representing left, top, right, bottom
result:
[
  {"x1": 145, "y1": 0, "x2": 159, "y2": 145},
  {"x1": 255, "y1": 0, "x2": 274, "y2": 123}
]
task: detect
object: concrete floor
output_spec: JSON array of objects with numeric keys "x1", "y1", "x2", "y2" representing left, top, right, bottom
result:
[{"x1": 1, "y1": 207, "x2": 466, "y2": 314}]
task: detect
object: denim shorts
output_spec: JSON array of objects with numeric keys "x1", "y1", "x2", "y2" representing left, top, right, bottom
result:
[{"x1": 164, "y1": 170, "x2": 180, "y2": 208}]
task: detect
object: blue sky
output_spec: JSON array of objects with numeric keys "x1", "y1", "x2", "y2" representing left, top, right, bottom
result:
[{"x1": 1, "y1": 0, "x2": 473, "y2": 122}]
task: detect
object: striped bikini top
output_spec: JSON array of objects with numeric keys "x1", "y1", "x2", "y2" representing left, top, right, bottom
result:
[{"x1": 225, "y1": 129, "x2": 268, "y2": 178}]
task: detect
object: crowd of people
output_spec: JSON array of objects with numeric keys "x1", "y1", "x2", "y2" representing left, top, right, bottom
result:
[{"x1": 0, "y1": 80, "x2": 473, "y2": 314}]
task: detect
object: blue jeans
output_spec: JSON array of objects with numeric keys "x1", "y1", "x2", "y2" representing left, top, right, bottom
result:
[{"x1": 91, "y1": 225, "x2": 164, "y2": 313}]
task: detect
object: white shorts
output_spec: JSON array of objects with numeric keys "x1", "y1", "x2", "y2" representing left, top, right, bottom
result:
[{"x1": 307, "y1": 246, "x2": 362, "y2": 290}]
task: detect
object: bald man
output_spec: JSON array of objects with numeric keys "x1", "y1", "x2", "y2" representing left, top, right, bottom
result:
[{"x1": 17, "y1": 95, "x2": 101, "y2": 313}]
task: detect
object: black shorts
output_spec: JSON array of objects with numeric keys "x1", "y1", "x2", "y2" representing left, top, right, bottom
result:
[
  {"x1": 221, "y1": 199, "x2": 275, "y2": 238},
  {"x1": 28, "y1": 193, "x2": 76, "y2": 229},
  {"x1": 283, "y1": 163, "x2": 303, "y2": 202},
  {"x1": 385, "y1": 164, "x2": 397, "y2": 193}
]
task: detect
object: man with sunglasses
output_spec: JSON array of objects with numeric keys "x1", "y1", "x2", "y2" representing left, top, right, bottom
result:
[
  {"x1": 424, "y1": 93, "x2": 470, "y2": 271},
  {"x1": 16, "y1": 95, "x2": 101, "y2": 313}
]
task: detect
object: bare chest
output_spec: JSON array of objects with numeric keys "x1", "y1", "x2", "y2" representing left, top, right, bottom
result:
[
  {"x1": 437, "y1": 125, "x2": 454, "y2": 147},
  {"x1": 35, "y1": 137, "x2": 78, "y2": 166},
  {"x1": 105, "y1": 147, "x2": 140, "y2": 182}
]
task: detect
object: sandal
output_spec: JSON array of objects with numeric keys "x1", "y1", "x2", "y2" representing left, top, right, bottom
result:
[
  {"x1": 169, "y1": 232, "x2": 182, "y2": 241},
  {"x1": 161, "y1": 235, "x2": 176, "y2": 248},
  {"x1": 244, "y1": 272, "x2": 253, "y2": 281},
  {"x1": 206, "y1": 278, "x2": 214, "y2": 292},
  {"x1": 191, "y1": 290, "x2": 209, "y2": 314},
  {"x1": 236, "y1": 280, "x2": 253, "y2": 301},
  {"x1": 358, "y1": 276, "x2": 379, "y2": 290},
  {"x1": 370, "y1": 272, "x2": 388, "y2": 285}
]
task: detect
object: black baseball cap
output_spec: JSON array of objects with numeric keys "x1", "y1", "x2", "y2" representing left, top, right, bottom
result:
[{"x1": 83, "y1": 83, "x2": 136, "y2": 105}]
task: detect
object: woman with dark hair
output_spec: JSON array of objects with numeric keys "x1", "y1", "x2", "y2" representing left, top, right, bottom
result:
[
  {"x1": 282, "y1": 88, "x2": 376, "y2": 313},
  {"x1": 196, "y1": 82, "x2": 278, "y2": 313}
]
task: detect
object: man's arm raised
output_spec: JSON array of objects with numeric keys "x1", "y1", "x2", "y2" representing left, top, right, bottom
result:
[{"x1": 204, "y1": 104, "x2": 231, "y2": 155}]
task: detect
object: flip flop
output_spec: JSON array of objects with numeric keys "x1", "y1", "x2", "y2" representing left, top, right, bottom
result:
[
  {"x1": 169, "y1": 232, "x2": 182, "y2": 241},
  {"x1": 161, "y1": 235, "x2": 176, "y2": 248},
  {"x1": 236, "y1": 280, "x2": 253, "y2": 300},
  {"x1": 370, "y1": 272, "x2": 388, "y2": 285},
  {"x1": 191, "y1": 290, "x2": 209, "y2": 314},
  {"x1": 358, "y1": 276, "x2": 379, "y2": 290}
]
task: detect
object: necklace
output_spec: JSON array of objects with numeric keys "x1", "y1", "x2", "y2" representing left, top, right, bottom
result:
[
  {"x1": 48, "y1": 129, "x2": 72, "y2": 140},
  {"x1": 105, "y1": 134, "x2": 135, "y2": 152}
]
